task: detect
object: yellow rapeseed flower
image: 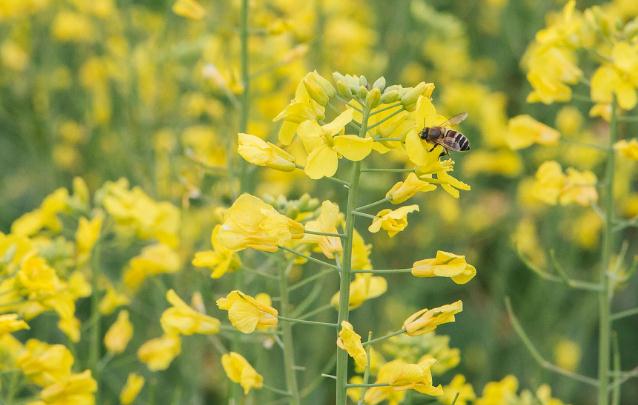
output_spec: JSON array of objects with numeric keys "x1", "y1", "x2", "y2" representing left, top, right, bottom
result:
[
  {"x1": 51, "y1": 12, "x2": 95, "y2": 43},
  {"x1": 303, "y1": 200, "x2": 343, "y2": 258},
  {"x1": 237, "y1": 133, "x2": 296, "y2": 171},
  {"x1": 123, "y1": 244, "x2": 181, "y2": 292},
  {"x1": 553, "y1": 338, "x2": 581, "y2": 372},
  {"x1": 137, "y1": 334, "x2": 182, "y2": 371},
  {"x1": 192, "y1": 225, "x2": 241, "y2": 279},
  {"x1": 274, "y1": 80, "x2": 325, "y2": 145},
  {"x1": 385, "y1": 173, "x2": 436, "y2": 204},
  {"x1": 298, "y1": 109, "x2": 373, "y2": 179},
  {"x1": 403, "y1": 301, "x2": 463, "y2": 336},
  {"x1": 99, "y1": 281, "x2": 130, "y2": 315},
  {"x1": 0, "y1": 313, "x2": 29, "y2": 336},
  {"x1": 30, "y1": 370, "x2": 96, "y2": 405},
  {"x1": 615, "y1": 139, "x2": 638, "y2": 160},
  {"x1": 17, "y1": 339, "x2": 73, "y2": 386},
  {"x1": 337, "y1": 321, "x2": 367, "y2": 370},
  {"x1": 217, "y1": 194, "x2": 304, "y2": 252},
  {"x1": 331, "y1": 274, "x2": 387, "y2": 310},
  {"x1": 475, "y1": 375, "x2": 519, "y2": 405},
  {"x1": 221, "y1": 352, "x2": 263, "y2": 394},
  {"x1": 172, "y1": 0, "x2": 205, "y2": 20},
  {"x1": 161, "y1": 289, "x2": 220, "y2": 335},
  {"x1": 440, "y1": 374, "x2": 476, "y2": 405},
  {"x1": 216, "y1": 290, "x2": 278, "y2": 334},
  {"x1": 532, "y1": 161, "x2": 598, "y2": 206},
  {"x1": 405, "y1": 96, "x2": 448, "y2": 166},
  {"x1": 368, "y1": 205, "x2": 419, "y2": 237},
  {"x1": 412, "y1": 251, "x2": 476, "y2": 285},
  {"x1": 120, "y1": 373, "x2": 145, "y2": 405},
  {"x1": 75, "y1": 214, "x2": 103, "y2": 265},
  {"x1": 506, "y1": 115, "x2": 560, "y2": 150},
  {"x1": 364, "y1": 358, "x2": 443, "y2": 404},
  {"x1": 104, "y1": 310, "x2": 133, "y2": 354}
]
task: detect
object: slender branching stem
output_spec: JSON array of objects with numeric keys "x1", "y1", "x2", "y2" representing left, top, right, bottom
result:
[
  {"x1": 370, "y1": 101, "x2": 402, "y2": 116},
  {"x1": 362, "y1": 329, "x2": 405, "y2": 346},
  {"x1": 611, "y1": 307, "x2": 638, "y2": 321},
  {"x1": 278, "y1": 260, "x2": 300, "y2": 404},
  {"x1": 358, "y1": 331, "x2": 373, "y2": 405},
  {"x1": 352, "y1": 268, "x2": 412, "y2": 274},
  {"x1": 367, "y1": 108, "x2": 405, "y2": 131},
  {"x1": 304, "y1": 229, "x2": 346, "y2": 238},
  {"x1": 356, "y1": 197, "x2": 389, "y2": 211},
  {"x1": 89, "y1": 239, "x2": 102, "y2": 402},
  {"x1": 278, "y1": 316, "x2": 338, "y2": 328},
  {"x1": 278, "y1": 246, "x2": 339, "y2": 270}
]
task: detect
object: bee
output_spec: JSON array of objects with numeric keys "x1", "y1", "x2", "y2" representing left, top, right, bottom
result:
[{"x1": 419, "y1": 112, "x2": 470, "y2": 154}]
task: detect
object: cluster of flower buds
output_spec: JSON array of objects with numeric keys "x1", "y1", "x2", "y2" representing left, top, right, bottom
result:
[
  {"x1": 332, "y1": 72, "x2": 434, "y2": 111},
  {"x1": 262, "y1": 193, "x2": 320, "y2": 220}
]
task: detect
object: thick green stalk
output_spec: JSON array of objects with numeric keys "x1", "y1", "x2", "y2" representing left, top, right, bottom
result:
[
  {"x1": 89, "y1": 241, "x2": 101, "y2": 402},
  {"x1": 598, "y1": 99, "x2": 617, "y2": 405},
  {"x1": 279, "y1": 261, "x2": 300, "y2": 405},
  {"x1": 336, "y1": 105, "x2": 370, "y2": 404}
]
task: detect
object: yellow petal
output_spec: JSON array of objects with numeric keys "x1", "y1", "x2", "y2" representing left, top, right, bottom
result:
[
  {"x1": 334, "y1": 135, "x2": 373, "y2": 161},
  {"x1": 305, "y1": 145, "x2": 339, "y2": 179}
]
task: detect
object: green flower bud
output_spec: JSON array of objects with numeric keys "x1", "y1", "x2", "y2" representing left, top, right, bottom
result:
[
  {"x1": 372, "y1": 76, "x2": 386, "y2": 91},
  {"x1": 303, "y1": 71, "x2": 336, "y2": 106},
  {"x1": 358, "y1": 75, "x2": 368, "y2": 88},
  {"x1": 366, "y1": 87, "x2": 382, "y2": 108},
  {"x1": 357, "y1": 85, "x2": 368, "y2": 100},
  {"x1": 336, "y1": 81, "x2": 352, "y2": 98},
  {"x1": 401, "y1": 82, "x2": 435, "y2": 111},
  {"x1": 381, "y1": 90, "x2": 401, "y2": 104}
]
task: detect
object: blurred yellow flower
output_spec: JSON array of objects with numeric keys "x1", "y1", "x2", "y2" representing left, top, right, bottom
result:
[
  {"x1": 591, "y1": 42, "x2": 638, "y2": 112},
  {"x1": 615, "y1": 139, "x2": 638, "y2": 160},
  {"x1": 506, "y1": 115, "x2": 560, "y2": 150},
  {"x1": 51, "y1": 12, "x2": 94, "y2": 43},
  {"x1": 463, "y1": 150, "x2": 523, "y2": 177},
  {"x1": 386, "y1": 173, "x2": 436, "y2": 204},
  {"x1": 104, "y1": 310, "x2": 133, "y2": 354},
  {"x1": 192, "y1": 225, "x2": 241, "y2": 279},
  {"x1": 364, "y1": 358, "x2": 443, "y2": 404},
  {"x1": 532, "y1": 161, "x2": 597, "y2": 206},
  {"x1": 137, "y1": 334, "x2": 181, "y2": 371},
  {"x1": 403, "y1": 301, "x2": 463, "y2": 336},
  {"x1": 161, "y1": 289, "x2": 220, "y2": 335},
  {"x1": 238, "y1": 133, "x2": 296, "y2": 171},
  {"x1": 351, "y1": 230, "x2": 373, "y2": 270},
  {"x1": 553, "y1": 338, "x2": 581, "y2": 372},
  {"x1": 303, "y1": 200, "x2": 343, "y2": 258},
  {"x1": 17, "y1": 340, "x2": 73, "y2": 386},
  {"x1": 274, "y1": 80, "x2": 325, "y2": 145},
  {"x1": 298, "y1": 109, "x2": 372, "y2": 179},
  {"x1": 440, "y1": 374, "x2": 476, "y2": 405},
  {"x1": 123, "y1": 244, "x2": 181, "y2": 292},
  {"x1": 99, "y1": 281, "x2": 130, "y2": 315},
  {"x1": 337, "y1": 321, "x2": 367, "y2": 370},
  {"x1": 11, "y1": 188, "x2": 68, "y2": 237},
  {"x1": 120, "y1": 373, "x2": 145, "y2": 405},
  {"x1": 412, "y1": 251, "x2": 476, "y2": 284},
  {"x1": 75, "y1": 214, "x2": 103, "y2": 265},
  {"x1": 172, "y1": 0, "x2": 205, "y2": 20},
  {"x1": 31, "y1": 370, "x2": 96, "y2": 405},
  {"x1": 0, "y1": 313, "x2": 29, "y2": 336},
  {"x1": 221, "y1": 352, "x2": 263, "y2": 394},
  {"x1": 475, "y1": 375, "x2": 519, "y2": 405},
  {"x1": 217, "y1": 194, "x2": 304, "y2": 252},
  {"x1": 331, "y1": 274, "x2": 387, "y2": 310},
  {"x1": 217, "y1": 290, "x2": 278, "y2": 334},
  {"x1": 368, "y1": 205, "x2": 419, "y2": 237}
]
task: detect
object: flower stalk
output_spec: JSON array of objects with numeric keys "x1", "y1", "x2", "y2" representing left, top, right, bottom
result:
[
  {"x1": 335, "y1": 103, "x2": 370, "y2": 404},
  {"x1": 278, "y1": 260, "x2": 300, "y2": 405}
]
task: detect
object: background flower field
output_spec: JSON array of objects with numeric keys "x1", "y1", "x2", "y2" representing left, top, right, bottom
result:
[{"x1": 1, "y1": 0, "x2": 638, "y2": 404}]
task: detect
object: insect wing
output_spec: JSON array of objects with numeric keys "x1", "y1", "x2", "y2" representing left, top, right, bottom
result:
[{"x1": 437, "y1": 112, "x2": 468, "y2": 127}]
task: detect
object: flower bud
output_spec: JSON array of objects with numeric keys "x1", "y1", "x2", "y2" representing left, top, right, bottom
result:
[
  {"x1": 401, "y1": 82, "x2": 435, "y2": 111},
  {"x1": 357, "y1": 85, "x2": 368, "y2": 99},
  {"x1": 366, "y1": 87, "x2": 382, "y2": 108},
  {"x1": 372, "y1": 76, "x2": 386, "y2": 91},
  {"x1": 336, "y1": 81, "x2": 352, "y2": 98},
  {"x1": 403, "y1": 300, "x2": 463, "y2": 336},
  {"x1": 237, "y1": 133, "x2": 296, "y2": 171},
  {"x1": 380, "y1": 90, "x2": 400, "y2": 104},
  {"x1": 303, "y1": 71, "x2": 335, "y2": 106},
  {"x1": 358, "y1": 75, "x2": 368, "y2": 87}
]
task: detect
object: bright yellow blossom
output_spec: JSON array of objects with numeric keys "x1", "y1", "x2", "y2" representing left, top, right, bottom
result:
[
  {"x1": 217, "y1": 194, "x2": 304, "y2": 252},
  {"x1": 364, "y1": 358, "x2": 443, "y2": 404},
  {"x1": 615, "y1": 139, "x2": 638, "y2": 160},
  {"x1": 17, "y1": 340, "x2": 73, "y2": 386},
  {"x1": 385, "y1": 173, "x2": 436, "y2": 204},
  {"x1": 120, "y1": 373, "x2": 145, "y2": 405},
  {"x1": 51, "y1": 12, "x2": 94, "y2": 43},
  {"x1": 412, "y1": 251, "x2": 476, "y2": 284},
  {"x1": 274, "y1": 79, "x2": 325, "y2": 145},
  {"x1": 172, "y1": 0, "x2": 205, "y2": 20},
  {"x1": 553, "y1": 338, "x2": 581, "y2": 372},
  {"x1": 368, "y1": 205, "x2": 419, "y2": 237},
  {"x1": 506, "y1": 115, "x2": 560, "y2": 150},
  {"x1": 404, "y1": 96, "x2": 448, "y2": 166},
  {"x1": 237, "y1": 133, "x2": 296, "y2": 171},
  {"x1": 30, "y1": 370, "x2": 96, "y2": 405},
  {"x1": 161, "y1": 289, "x2": 220, "y2": 335},
  {"x1": 192, "y1": 225, "x2": 241, "y2": 279},
  {"x1": 0, "y1": 313, "x2": 29, "y2": 335},
  {"x1": 532, "y1": 161, "x2": 597, "y2": 206},
  {"x1": 11, "y1": 188, "x2": 68, "y2": 237},
  {"x1": 303, "y1": 200, "x2": 342, "y2": 258},
  {"x1": 123, "y1": 244, "x2": 181, "y2": 292},
  {"x1": 75, "y1": 214, "x2": 103, "y2": 265},
  {"x1": 104, "y1": 310, "x2": 133, "y2": 354},
  {"x1": 216, "y1": 290, "x2": 278, "y2": 334},
  {"x1": 298, "y1": 109, "x2": 373, "y2": 179},
  {"x1": 440, "y1": 374, "x2": 476, "y2": 405},
  {"x1": 221, "y1": 352, "x2": 263, "y2": 394},
  {"x1": 337, "y1": 321, "x2": 367, "y2": 370},
  {"x1": 99, "y1": 281, "x2": 130, "y2": 315},
  {"x1": 331, "y1": 274, "x2": 387, "y2": 310},
  {"x1": 475, "y1": 375, "x2": 519, "y2": 405},
  {"x1": 137, "y1": 334, "x2": 182, "y2": 371},
  {"x1": 403, "y1": 301, "x2": 463, "y2": 336}
]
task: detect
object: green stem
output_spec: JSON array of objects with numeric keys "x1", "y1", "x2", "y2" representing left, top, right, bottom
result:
[
  {"x1": 356, "y1": 197, "x2": 389, "y2": 211},
  {"x1": 362, "y1": 329, "x2": 405, "y2": 346},
  {"x1": 278, "y1": 316, "x2": 337, "y2": 328},
  {"x1": 367, "y1": 108, "x2": 405, "y2": 131},
  {"x1": 360, "y1": 168, "x2": 414, "y2": 173},
  {"x1": 238, "y1": 0, "x2": 251, "y2": 194},
  {"x1": 278, "y1": 261, "x2": 300, "y2": 405},
  {"x1": 304, "y1": 229, "x2": 345, "y2": 238},
  {"x1": 370, "y1": 101, "x2": 402, "y2": 116},
  {"x1": 89, "y1": 241, "x2": 101, "y2": 402},
  {"x1": 336, "y1": 105, "x2": 369, "y2": 404},
  {"x1": 289, "y1": 269, "x2": 334, "y2": 292},
  {"x1": 278, "y1": 246, "x2": 339, "y2": 270},
  {"x1": 352, "y1": 268, "x2": 412, "y2": 274},
  {"x1": 353, "y1": 211, "x2": 375, "y2": 219},
  {"x1": 598, "y1": 99, "x2": 618, "y2": 405},
  {"x1": 358, "y1": 332, "x2": 373, "y2": 405},
  {"x1": 611, "y1": 307, "x2": 638, "y2": 321},
  {"x1": 611, "y1": 332, "x2": 621, "y2": 405},
  {"x1": 298, "y1": 303, "x2": 333, "y2": 320}
]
